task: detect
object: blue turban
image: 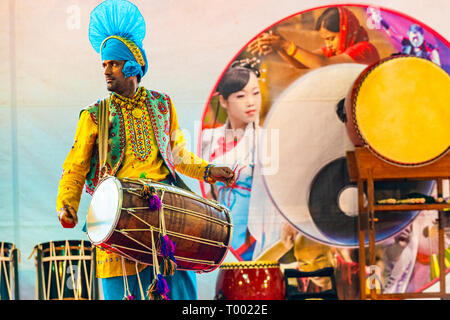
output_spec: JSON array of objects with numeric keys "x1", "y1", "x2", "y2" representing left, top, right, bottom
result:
[
  {"x1": 101, "y1": 38, "x2": 148, "y2": 78},
  {"x1": 89, "y1": 0, "x2": 148, "y2": 78}
]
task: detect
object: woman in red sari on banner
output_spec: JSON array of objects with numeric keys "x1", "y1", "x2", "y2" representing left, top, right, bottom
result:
[{"x1": 248, "y1": 6, "x2": 380, "y2": 68}]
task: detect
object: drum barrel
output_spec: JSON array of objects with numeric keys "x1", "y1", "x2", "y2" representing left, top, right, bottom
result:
[
  {"x1": 215, "y1": 261, "x2": 285, "y2": 300},
  {"x1": 34, "y1": 240, "x2": 98, "y2": 300},
  {"x1": 0, "y1": 242, "x2": 19, "y2": 300},
  {"x1": 88, "y1": 177, "x2": 233, "y2": 272}
]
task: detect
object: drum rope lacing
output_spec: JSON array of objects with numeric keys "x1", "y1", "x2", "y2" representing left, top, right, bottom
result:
[
  {"x1": 156, "y1": 190, "x2": 178, "y2": 278},
  {"x1": 122, "y1": 177, "x2": 227, "y2": 211},
  {"x1": 117, "y1": 247, "x2": 157, "y2": 299},
  {"x1": 111, "y1": 242, "x2": 216, "y2": 265},
  {"x1": 113, "y1": 222, "x2": 222, "y2": 265},
  {"x1": 0, "y1": 243, "x2": 20, "y2": 263},
  {"x1": 135, "y1": 261, "x2": 145, "y2": 299},
  {"x1": 0, "y1": 242, "x2": 19, "y2": 299},
  {"x1": 121, "y1": 257, "x2": 131, "y2": 298},
  {"x1": 31, "y1": 240, "x2": 95, "y2": 300},
  {"x1": 146, "y1": 227, "x2": 170, "y2": 300},
  {"x1": 122, "y1": 204, "x2": 231, "y2": 227},
  {"x1": 119, "y1": 207, "x2": 227, "y2": 248}
]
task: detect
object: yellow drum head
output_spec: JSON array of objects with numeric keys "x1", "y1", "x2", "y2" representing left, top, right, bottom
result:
[{"x1": 354, "y1": 56, "x2": 450, "y2": 166}]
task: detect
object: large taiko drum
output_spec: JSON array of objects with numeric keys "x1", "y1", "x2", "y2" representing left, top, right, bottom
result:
[
  {"x1": 344, "y1": 55, "x2": 450, "y2": 167},
  {"x1": 215, "y1": 261, "x2": 285, "y2": 300},
  {"x1": 87, "y1": 177, "x2": 232, "y2": 272},
  {"x1": 261, "y1": 64, "x2": 432, "y2": 247},
  {"x1": 33, "y1": 240, "x2": 97, "y2": 300},
  {"x1": 0, "y1": 242, "x2": 19, "y2": 300}
]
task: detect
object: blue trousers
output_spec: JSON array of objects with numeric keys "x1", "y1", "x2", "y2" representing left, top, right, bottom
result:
[{"x1": 101, "y1": 266, "x2": 197, "y2": 300}]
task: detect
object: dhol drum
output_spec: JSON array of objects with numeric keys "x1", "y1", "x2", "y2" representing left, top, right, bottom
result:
[
  {"x1": 344, "y1": 55, "x2": 450, "y2": 167},
  {"x1": 261, "y1": 64, "x2": 432, "y2": 247},
  {"x1": 33, "y1": 240, "x2": 97, "y2": 300},
  {"x1": 87, "y1": 177, "x2": 232, "y2": 272},
  {"x1": 0, "y1": 242, "x2": 19, "y2": 300},
  {"x1": 215, "y1": 261, "x2": 285, "y2": 300}
]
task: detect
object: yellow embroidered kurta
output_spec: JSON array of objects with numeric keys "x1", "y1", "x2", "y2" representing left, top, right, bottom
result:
[{"x1": 57, "y1": 87, "x2": 210, "y2": 278}]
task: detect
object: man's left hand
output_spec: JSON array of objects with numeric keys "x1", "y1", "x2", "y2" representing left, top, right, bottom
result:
[{"x1": 209, "y1": 166, "x2": 236, "y2": 187}]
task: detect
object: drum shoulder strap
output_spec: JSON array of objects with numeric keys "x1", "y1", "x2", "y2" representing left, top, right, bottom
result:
[{"x1": 97, "y1": 96, "x2": 111, "y2": 178}]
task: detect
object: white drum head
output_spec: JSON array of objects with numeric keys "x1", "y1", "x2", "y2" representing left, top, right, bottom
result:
[
  {"x1": 87, "y1": 176, "x2": 122, "y2": 244},
  {"x1": 261, "y1": 64, "x2": 365, "y2": 246},
  {"x1": 261, "y1": 63, "x2": 430, "y2": 247}
]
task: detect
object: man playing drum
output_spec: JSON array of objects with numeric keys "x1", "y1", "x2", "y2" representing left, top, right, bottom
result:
[{"x1": 56, "y1": 0, "x2": 235, "y2": 300}]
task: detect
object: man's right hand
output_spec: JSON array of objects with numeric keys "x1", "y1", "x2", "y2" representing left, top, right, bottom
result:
[{"x1": 58, "y1": 205, "x2": 78, "y2": 228}]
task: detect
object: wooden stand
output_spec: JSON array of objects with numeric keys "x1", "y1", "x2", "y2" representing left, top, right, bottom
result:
[{"x1": 347, "y1": 147, "x2": 450, "y2": 300}]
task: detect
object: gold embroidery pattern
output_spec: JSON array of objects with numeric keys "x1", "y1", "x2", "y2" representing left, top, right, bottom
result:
[
  {"x1": 219, "y1": 261, "x2": 280, "y2": 270},
  {"x1": 101, "y1": 35, "x2": 146, "y2": 67},
  {"x1": 112, "y1": 88, "x2": 153, "y2": 161}
]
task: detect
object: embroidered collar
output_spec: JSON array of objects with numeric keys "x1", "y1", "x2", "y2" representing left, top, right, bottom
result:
[{"x1": 112, "y1": 86, "x2": 147, "y2": 110}]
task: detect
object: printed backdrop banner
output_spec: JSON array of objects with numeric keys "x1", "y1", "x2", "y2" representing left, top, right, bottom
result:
[
  {"x1": 0, "y1": 0, "x2": 449, "y2": 300},
  {"x1": 198, "y1": 4, "x2": 449, "y2": 299}
]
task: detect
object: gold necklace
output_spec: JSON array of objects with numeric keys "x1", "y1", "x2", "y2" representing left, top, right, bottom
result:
[
  {"x1": 132, "y1": 108, "x2": 143, "y2": 119},
  {"x1": 113, "y1": 88, "x2": 147, "y2": 119}
]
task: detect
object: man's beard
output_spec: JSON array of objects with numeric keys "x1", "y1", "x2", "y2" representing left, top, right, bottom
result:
[{"x1": 106, "y1": 80, "x2": 119, "y2": 93}]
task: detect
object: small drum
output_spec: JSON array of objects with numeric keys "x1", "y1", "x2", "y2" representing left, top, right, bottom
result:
[
  {"x1": 0, "y1": 242, "x2": 19, "y2": 300},
  {"x1": 345, "y1": 55, "x2": 450, "y2": 166},
  {"x1": 33, "y1": 240, "x2": 97, "y2": 300},
  {"x1": 87, "y1": 177, "x2": 232, "y2": 272},
  {"x1": 215, "y1": 261, "x2": 285, "y2": 300}
]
